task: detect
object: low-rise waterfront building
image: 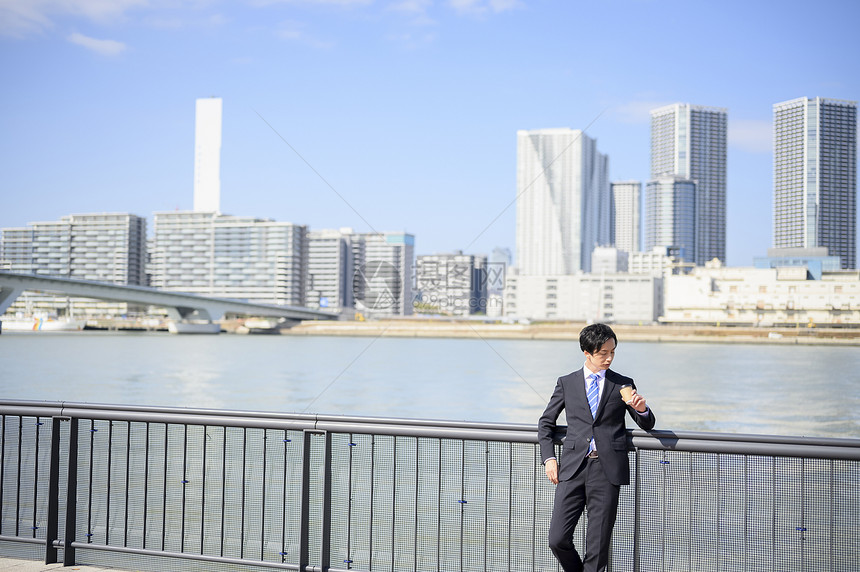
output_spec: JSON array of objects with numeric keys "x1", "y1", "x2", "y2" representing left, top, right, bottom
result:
[
  {"x1": 662, "y1": 260, "x2": 860, "y2": 326},
  {"x1": 753, "y1": 247, "x2": 843, "y2": 280},
  {"x1": 591, "y1": 246, "x2": 628, "y2": 274},
  {"x1": 503, "y1": 270, "x2": 662, "y2": 323},
  {"x1": 628, "y1": 246, "x2": 695, "y2": 277}
]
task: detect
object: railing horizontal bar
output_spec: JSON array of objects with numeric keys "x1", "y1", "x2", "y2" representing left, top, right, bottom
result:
[
  {"x1": 1, "y1": 400, "x2": 858, "y2": 458},
  {"x1": 66, "y1": 542, "x2": 301, "y2": 570},
  {"x1": 632, "y1": 428, "x2": 860, "y2": 449},
  {"x1": 631, "y1": 434, "x2": 860, "y2": 460},
  {"x1": 0, "y1": 535, "x2": 45, "y2": 546},
  {"x1": 0, "y1": 404, "x2": 64, "y2": 418},
  {"x1": 312, "y1": 421, "x2": 538, "y2": 442},
  {"x1": 56, "y1": 408, "x2": 318, "y2": 432}
]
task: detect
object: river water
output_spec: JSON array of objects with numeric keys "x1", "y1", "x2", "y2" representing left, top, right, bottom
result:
[{"x1": 0, "y1": 331, "x2": 858, "y2": 439}]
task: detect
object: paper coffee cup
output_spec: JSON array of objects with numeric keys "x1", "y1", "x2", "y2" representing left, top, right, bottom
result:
[{"x1": 619, "y1": 385, "x2": 634, "y2": 402}]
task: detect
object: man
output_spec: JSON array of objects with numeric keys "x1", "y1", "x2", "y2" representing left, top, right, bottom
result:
[{"x1": 538, "y1": 323, "x2": 655, "y2": 572}]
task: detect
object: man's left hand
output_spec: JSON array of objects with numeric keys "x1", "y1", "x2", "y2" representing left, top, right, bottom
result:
[{"x1": 627, "y1": 390, "x2": 647, "y2": 413}]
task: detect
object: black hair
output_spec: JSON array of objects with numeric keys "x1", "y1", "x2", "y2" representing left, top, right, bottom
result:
[{"x1": 579, "y1": 323, "x2": 618, "y2": 354}]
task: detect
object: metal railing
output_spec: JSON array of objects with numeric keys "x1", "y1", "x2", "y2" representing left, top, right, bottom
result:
[{"x1": 1, "y1": 400, "x2": 858, "y2": 571}]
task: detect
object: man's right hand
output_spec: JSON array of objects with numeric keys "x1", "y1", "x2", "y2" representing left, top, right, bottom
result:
[{"x1": 544, "y1": 458, "x2": 559, "y2": 484}]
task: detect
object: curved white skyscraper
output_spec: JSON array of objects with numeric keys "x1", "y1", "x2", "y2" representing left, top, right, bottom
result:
[{"x1": 516, "y1": 128, "x2": 609, "y2": 275}]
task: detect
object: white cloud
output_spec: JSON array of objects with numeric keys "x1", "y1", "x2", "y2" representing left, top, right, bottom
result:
[
  {"x1": 252, "y1": 0, "x2": 373, "y2": 6},
  {"x1": 611, "y1": 99, "x2": 674, "y2": 124},
  {"x1": 448, "y1": 0, "x2": 520, "y2": 15},
  {"x1": 388, "y1": 0, "x2": 435, "y2": 26},
  {"x1": 67, "y1": 32, "x2": 127, "y2": 55},
  {"x1": 390, "y1": 0, "x2": 431, "y2": 12},
  {"x1": 277, "y1": 19, "x2": 334, "y2": 48},
  {"x1": 0, "y1": 0, "x2": 145, "y2": 37},
  {"x1": 729, "y1": 119, "x2": 772, "y2": 154}
]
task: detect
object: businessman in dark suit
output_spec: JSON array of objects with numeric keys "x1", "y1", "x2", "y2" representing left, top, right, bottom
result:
[{"x1": 538, "y1": 323, "x2": 655, "y2": 572}]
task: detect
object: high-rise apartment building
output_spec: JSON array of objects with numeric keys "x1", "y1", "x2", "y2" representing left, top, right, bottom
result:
[
  {"x1": 650, "y1": 103, "x2": 727, "y2": 265},
  {"x1": 352, "y1": 232, "x2": 415, "y2": 316},
  {"x1": 306, "y1": 228, "x2": 355, "y2": 311},
  {"x1": 516, "y1": 128, "x2": 610, "y2": 274},
  {"x1": 773, "y1": 97, "x2": 857, "y2": 269},
  {"x1": 150, "y1": 212, "x2": 307, "y2": 306},
  {"x1": 194, "y1": 97, "x2": 223, "y2": 213},
  {"x1": 0, "y1": 213, "x2": 147, "y2": 316},
  {"x1": 644, "y1": 176, "x2": 697, "y2": 264},
  {"x1": 415, "y1": 252, "x2": 488, "y2": 316},
  {"x1": 610, "y1": 180, "x2": 641, "y2": 255},
  {"x1": 0, "y1": 213, "x2": 146, "y2": 284}
]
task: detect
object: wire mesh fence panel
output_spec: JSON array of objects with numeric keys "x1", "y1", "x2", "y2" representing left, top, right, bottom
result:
[
  {"x1": 0, "y1": 416, "x2": 51, "y2": 542},
  {"x1": 834, "y1": 459, "x2": 860, "y2": 572},
  {"x1": 1, "y1": 403, "x2": 859, "y2": 572}
]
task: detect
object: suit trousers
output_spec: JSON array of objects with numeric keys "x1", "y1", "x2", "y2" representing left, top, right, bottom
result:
[{"x1": 548, "y1": 457, "x2": 620, "y2": 572}]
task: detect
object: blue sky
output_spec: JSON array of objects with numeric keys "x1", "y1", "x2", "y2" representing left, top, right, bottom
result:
[{"x1": 1, "y1": 0, "x2": 858, "y2": 267}]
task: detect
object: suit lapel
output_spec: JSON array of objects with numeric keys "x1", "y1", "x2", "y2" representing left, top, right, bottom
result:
[
  {"x1": 572, "y1": 368, "x2": 593, "y2": 418},
  {"x1": 595, "y1": 369, "x2": 617, "y2": 419}
]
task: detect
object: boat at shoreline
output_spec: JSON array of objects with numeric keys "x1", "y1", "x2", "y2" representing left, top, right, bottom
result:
[{"x1": 1, "y1": 315, "x2": 86, "y2": 332}]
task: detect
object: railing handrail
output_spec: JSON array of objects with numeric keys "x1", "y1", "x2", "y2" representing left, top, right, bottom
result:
[{"x1": 2, "y1": 399, "x2": 859, "y2": 460}]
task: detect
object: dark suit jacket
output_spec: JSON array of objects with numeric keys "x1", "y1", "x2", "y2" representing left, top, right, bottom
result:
[{"x1": 538, "y1": 368, "x2": 655, "y2": 486}]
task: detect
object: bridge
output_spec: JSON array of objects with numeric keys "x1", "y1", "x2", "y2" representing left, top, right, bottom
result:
[{"x1": 0, "y1": 271, "x2": 337, "y2": 333}]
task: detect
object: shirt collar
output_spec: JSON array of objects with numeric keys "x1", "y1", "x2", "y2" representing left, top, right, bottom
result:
[{"x1": 584, "y1": 363, "x2": 606, "y2": 381}]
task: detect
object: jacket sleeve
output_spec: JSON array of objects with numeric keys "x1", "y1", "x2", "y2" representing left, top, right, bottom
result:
[
  {"x1": 537, "y1": 377, "x2": 565, "y2": 463},
  {"x1": 627, "y1": 402, "x2": 656, "y2": 431}
]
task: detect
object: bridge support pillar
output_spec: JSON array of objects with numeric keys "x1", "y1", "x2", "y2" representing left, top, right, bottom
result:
[
  {"x1": 165, "y1": 306, "x2": 223, "y2": 334},
  {"x1": 0, "y1": 285, "x2": 23, "y2": 315}
]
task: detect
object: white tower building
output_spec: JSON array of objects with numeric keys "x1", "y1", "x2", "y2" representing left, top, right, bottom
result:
[
  {"x1": 773, "y1": 97, "x2": 857, "y2": 269},
  {"x1": 193, "y1": 97, "x2": 223, "y2": 213},
  {"x1": 610, "y1": 180, "x2": 641, "y2": 254},
  {"x1": 516, "y1": 128, "x2": 610, "y2": 275}
]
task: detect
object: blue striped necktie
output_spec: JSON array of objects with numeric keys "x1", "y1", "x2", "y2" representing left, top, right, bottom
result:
[{"x1": 587, "y1": 372, "x2": 600, "y2": 418}]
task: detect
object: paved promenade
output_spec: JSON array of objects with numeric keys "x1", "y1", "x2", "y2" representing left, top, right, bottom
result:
[{"x1": 0, "y1": 558, "x2": 133, "y2": 572}]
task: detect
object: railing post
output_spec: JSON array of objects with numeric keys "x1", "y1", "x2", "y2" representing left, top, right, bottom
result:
[
  {"x1": 63, "y1": 418, "x2": 79, "y2": 566},
  {"x1": 633, "y1": 448, "x2": 640, "y2": 572},
  {"x1": 300, "y1": 431, "x2": 311, "y2": 572},
  {"x1": 300, "y1": 429, "x2": 331, "y2": 572},
  {"x1": 44, "y1": 417, "x2": 63, "y2": 564},
  {"x1": 321, "y1": 431, "x2": 332, "y2": 571}
]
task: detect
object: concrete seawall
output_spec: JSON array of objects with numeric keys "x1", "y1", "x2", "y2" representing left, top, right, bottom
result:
[{"x1": 284, "y1": 320, "x2": 860, "y2": 346}]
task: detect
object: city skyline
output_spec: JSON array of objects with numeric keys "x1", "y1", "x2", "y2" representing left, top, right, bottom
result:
[{"x1": 2, "y1": 1, "x2": 859, "y2": 267}]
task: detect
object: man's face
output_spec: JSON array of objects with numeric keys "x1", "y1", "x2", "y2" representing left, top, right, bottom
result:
[{"x1": 584, "y1": 338, "x2": 616, "y2": 372}]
